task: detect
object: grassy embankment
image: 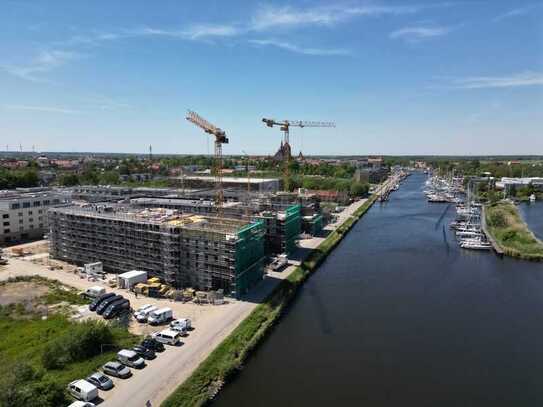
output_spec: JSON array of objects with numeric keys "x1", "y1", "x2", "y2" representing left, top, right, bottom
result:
[
  {"x1": 485, "y1": 201, "x2": 543, "y2": 261},
  {"x1": 0, "y1": 276, "x2": 139, "y2": 407},
  {"x1": 162, "y1": 195, "x2": 378, "y2": 407}
]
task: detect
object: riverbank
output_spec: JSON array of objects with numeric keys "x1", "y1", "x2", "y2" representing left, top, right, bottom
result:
[
  {"x1": 162, "y1": 194, "x2": 379, "y2": 407},
  {"x1": 485, "y1": 201, "x2": 543, "y2": 261}
]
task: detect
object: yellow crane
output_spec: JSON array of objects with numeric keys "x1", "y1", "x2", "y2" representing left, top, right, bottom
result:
[
  {"x1": 186, "y1": 110, "x2": 229, "y2": 215},
  {"x1": 261, "y1": 118, "x2": 336, "y2": 191}
]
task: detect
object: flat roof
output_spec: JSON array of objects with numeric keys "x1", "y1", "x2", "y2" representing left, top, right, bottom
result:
[
  {"x1": 118, "y1": 270, "x2": 147, "y2": 279},
  {"x1": 177, "y1": 176, "x2": 280, "y2": 184}
]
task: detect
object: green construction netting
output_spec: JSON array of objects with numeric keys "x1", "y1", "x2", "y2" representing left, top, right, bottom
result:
[{"x1": 235, "y1": 220, "x2": 265, "y2": 296}]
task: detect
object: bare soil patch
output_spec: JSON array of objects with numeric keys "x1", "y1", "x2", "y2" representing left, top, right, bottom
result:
[{"x1": 0, "y1": 281, "x2": 49, "y2": 305}]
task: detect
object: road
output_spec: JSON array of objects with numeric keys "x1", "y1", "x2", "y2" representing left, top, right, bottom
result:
[{"x1": 0, "y1": 195, "x2": 375, "y2": 407}]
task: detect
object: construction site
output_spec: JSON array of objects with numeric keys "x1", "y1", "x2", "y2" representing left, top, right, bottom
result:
[
  {"x1": 46, "y1": 111, "x2": 334, "y2": 299},
  {"x1": 48, "y1": 205, "x2": 265, "y2": 297}
]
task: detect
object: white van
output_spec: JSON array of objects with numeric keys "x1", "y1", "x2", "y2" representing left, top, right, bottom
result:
[
  {"x1": 67, "y1": 379, "x2": 98, "y2": 402},
  {"x1": 152, "y1": 329, "x2": 182, "y2": 345},
  {"x1": 117, "y1": 349, "x2": 145, "y2": 368},
  {"x1": 148, "y1": 307, "x2": 173, "y2": 325},
  {"x1": 135, "y1": 304, "x2": 157, "y2": 322},
  {"x1": 170, "y1": 318, "x2": 191, "y2": 335},
  {"x1": 84, "y1": 286, "x2": 106, "y2": 298}
]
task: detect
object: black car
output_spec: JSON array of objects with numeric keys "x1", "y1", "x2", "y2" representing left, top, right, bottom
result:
[
  {"x1": 103, "y1": 299, "x2": 130, "y2": 319},
  {"x1": 89, "y1": 292, "x2": 115, "y2": 312},
  {"x1": 141, "y1": 338, "x2": 165, "y2": 353},
  {"x1": 96, "y1": 295, "x2": 123, "y2": 315},
  {"x1": 132, "y1": 345, "x2": 156, "y2": 360}
]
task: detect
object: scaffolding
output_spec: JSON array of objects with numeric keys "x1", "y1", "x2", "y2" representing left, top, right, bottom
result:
[{"x1": 48, "y1": 205, "x2": 265, "y2": 297}]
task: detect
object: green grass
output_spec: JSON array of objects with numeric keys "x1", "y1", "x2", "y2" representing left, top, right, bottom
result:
[
  {"x1": 486, "y1": 201, "x2": 543, "y2": 261},
  {"x1": 162, "y1": 195, "x2": 378, "y2": 407},
  {"x1": 0, "y1": 277, "x2": 140, "y2": 407}
]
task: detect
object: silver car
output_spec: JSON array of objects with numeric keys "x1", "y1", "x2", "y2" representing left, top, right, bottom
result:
[{"x1": 86, "y1": 372, "x2": 114, "y2": 390}]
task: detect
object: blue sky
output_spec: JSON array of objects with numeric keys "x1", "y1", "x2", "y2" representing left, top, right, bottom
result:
[{"x1": 1, "y1": 0, "x2": 542, "y2": 155}]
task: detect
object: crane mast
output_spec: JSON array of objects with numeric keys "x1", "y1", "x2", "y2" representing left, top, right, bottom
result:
[
  {"x1": 262, "y1": 118, "x2": 335, "y2": 191},
  {"x1": 186, "y1": 110, "x2": 229, "y2": 215}
]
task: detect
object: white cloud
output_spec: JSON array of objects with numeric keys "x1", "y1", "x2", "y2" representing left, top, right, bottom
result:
[
  {"x1": 454, "y1": 72, "x2": 543, "y2": 89},
  {"x1": 250, "y1": 3, "x2": 427, "y2": 31},
  {"x1": 4, "y1": 104, "x2": 81, "y2": 114},
  {"x1": 1, "y1": 50, "x2": 81, "y2": 82},
  {"x1": 249, "y1": 39, "x2": 350, "y2": 56},
  {"x1": 389, "y1": 25, "x2": 452, "y2": 41},
  {"x1": 493, "y1": 5, "x2": 536, "y2": 22}
]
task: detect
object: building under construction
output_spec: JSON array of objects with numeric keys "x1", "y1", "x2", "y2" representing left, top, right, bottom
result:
[
  {"x1": 48, "y1": 205, "x2": 265, "y2": 297},
  {"x1": 130, "y1": 194, "x2": 310, "y2": 256}
]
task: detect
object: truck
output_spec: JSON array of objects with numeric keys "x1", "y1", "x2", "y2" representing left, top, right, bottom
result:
[{"x1": 147, "y1": 307, "x2": 173, "y2": 325}]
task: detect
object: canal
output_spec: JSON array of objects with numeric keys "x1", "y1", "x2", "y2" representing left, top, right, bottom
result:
[{"x1": 215, "y1": 172, "x2": 543, "y2": 407}]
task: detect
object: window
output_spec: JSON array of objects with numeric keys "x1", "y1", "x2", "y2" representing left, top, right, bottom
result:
[
  {"x1": 22, "y1": 202, "x2": 30, "y2": 208},
  {"x1": 43, "y1": 200, "x2": 50, "y2": 205},
  {"x1": 19, "y1": 219, "x2": 23, "y2": 224},
  {"x1": 18, "y1": 212, "x2": 23, "y2": 217},
  {"x1": 3, "y1": 222, "x2": 9, "y2": 226},
  {"x1": 39, "y1": 223, "x2": 43, "y2": 228},
  {"x1": 33, "y1": 201, "x2": 41, "y2": 207},
  {"x1": 3, "y1": 229, "x2": 9, "y2": 234},
  {"x1": 29, "y1": 218, "x2": 34, "y2": 222},
  {"x1": 2, "y1": 214, "x2": 8, "y2": 219},
  {"x1": 11, "y1": 203, "x2": 20, "y2": 209},
  {"x1": 28, "y1": 211, "x2": 32, "y2": 215},
  {"x1": 38, "y1": 209, "x2": 43, "y2": 214},
  {"x1": 53, "y1": 199, "x2": 60, "y2": 204}
]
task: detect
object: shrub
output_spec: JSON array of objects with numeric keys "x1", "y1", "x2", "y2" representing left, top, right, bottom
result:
[{"x1": 42, "y1": 320, "x2": 113, "y2": 369}]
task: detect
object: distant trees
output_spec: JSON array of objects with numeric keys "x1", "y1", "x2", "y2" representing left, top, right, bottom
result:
[{"x1": 0, "y1": 169, "x2": 39, "y2": 189}]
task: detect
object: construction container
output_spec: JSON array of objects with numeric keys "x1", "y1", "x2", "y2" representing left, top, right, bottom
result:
[
  {"x1": 84, "y1": 262, "x2": 103, "y2": 275},
  {"x1": 117, "y1": 270, "x2": 148, "y2": 289}
]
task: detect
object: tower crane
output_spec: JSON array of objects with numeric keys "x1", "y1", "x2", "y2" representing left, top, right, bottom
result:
[
  {"x1": 186, "y1": 110, "x2": 229, "y2": 215},
  {"x1": 262, "y1": 118, "x2": 335, "y2": 191}
]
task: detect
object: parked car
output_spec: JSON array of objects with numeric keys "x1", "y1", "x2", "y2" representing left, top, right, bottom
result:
[
  {"x1": 132, "y1": 345, "x2": 156, "y2": 360},
  {"x1": 89, "y1": 292, "x2": 115, "y2": 311},
  {"x1": 86, "y1": 372, "x2": 114, "y2": 390},
  {"x1": 84, "y1": 286, "x2": 106, "y2": 298},
  {"x1": 135, "y1": 304, "x2": 158, "y2": 323},
  {"x1": 67, "y1": 379, "x2": 98, "y2": 402},
  {"x1": 148, "y1": 307, "x2": 173, "y2": 325},
  {"x1": 67, "y1": 402, "x2": 95, "y2": 407},
  {"x1": 102, "y1": 361, "x2": 131, "y2": 378},
  {"x1": 151, "y1": 329, "x2": 183, "y2": 346},
  {"x1": 141, "y1": 337, "x2": 165, "y2": 353},
  {"x1": 117, "y1": 349, "x2": 145, "y2": 369},
  {"x1": 103, "y1": 298, "x2": 130, "y2": 319},
  {"x1": 170, "y1": 318, "x2": 191, "y2": 336},
  {"x1": 96, "y1": 295, "x2": 123, "y2": 315}
]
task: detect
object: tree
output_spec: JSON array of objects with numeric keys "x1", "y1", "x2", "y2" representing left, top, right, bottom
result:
[
  {"x1": 58, "y1": 173, "x2": 79, "y2": 186},
  {"x1": 350, "y1": 181, "x2": 369, "y2": 197}
]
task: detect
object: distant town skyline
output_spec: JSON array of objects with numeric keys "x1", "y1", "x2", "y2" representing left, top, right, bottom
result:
[{"x1": 1, "y1": 0, "x2": 542, "y2": 155}]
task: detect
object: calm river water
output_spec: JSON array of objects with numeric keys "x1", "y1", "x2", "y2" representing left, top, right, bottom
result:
[{"x1": 215, "y1": 173, "x2": 543, "y2": 407}]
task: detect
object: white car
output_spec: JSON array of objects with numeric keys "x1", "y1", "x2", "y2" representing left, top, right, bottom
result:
[
  {"x1": 152, "y1": 329, "x2": 182, "y2": 345},
  {"x1": 135, "y1": 305, "x2": 158, "y2": 322},
  {"x1": 67, "y1": 379, "x2": 98, "y2": 402},
  {"x1": 170, "y1": 318, "x2": 191, "y2": 335},
  {"x1": 68, "y1": 402, "x2": 95, "y2": 407}
]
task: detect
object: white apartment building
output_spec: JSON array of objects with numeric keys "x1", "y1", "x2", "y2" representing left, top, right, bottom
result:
[{"x1": 0, "y1": 188, "x2": 69, "y2": 245}]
